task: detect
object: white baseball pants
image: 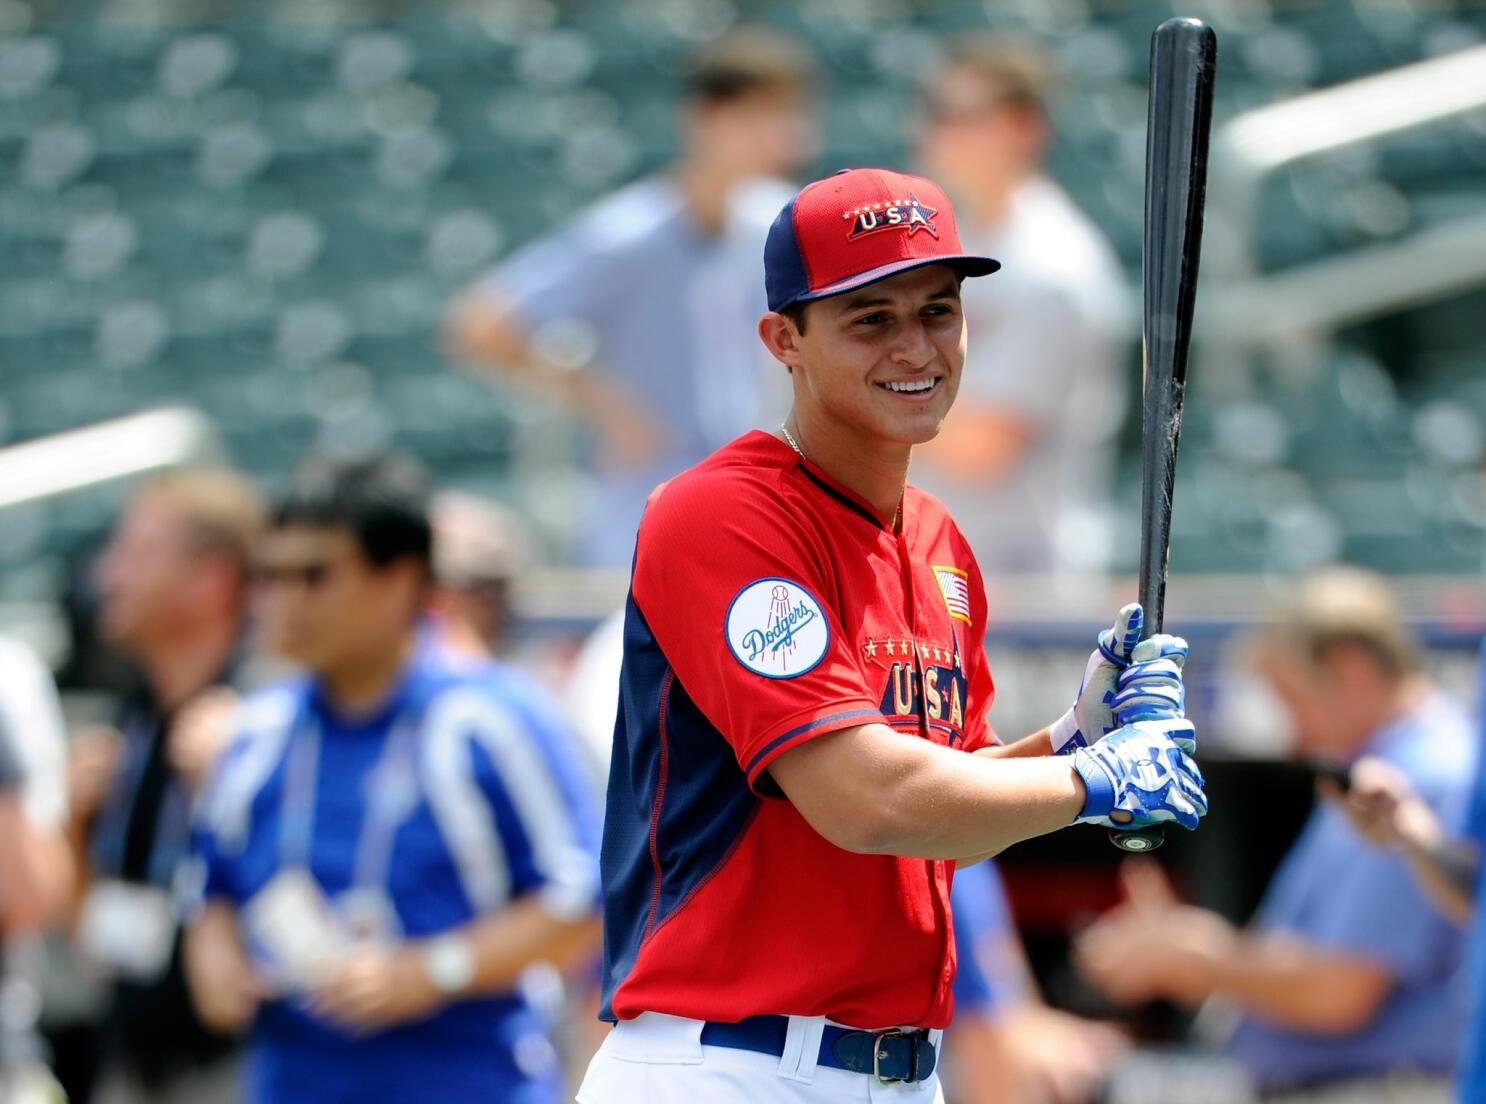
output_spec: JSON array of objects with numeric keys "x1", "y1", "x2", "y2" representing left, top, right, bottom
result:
[{"x1": 576, "y1": 1012, "x2": 946, "y2": 1103}]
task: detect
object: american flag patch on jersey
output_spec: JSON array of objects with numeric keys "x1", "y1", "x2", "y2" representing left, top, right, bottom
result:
[{"x1": 932, "y1": 566, "x2": 972, "y2": 624}]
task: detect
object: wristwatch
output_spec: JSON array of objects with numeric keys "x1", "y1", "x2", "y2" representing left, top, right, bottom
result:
[{"x1": 422, "y1": 933, "x2": 476, "y2": 995}]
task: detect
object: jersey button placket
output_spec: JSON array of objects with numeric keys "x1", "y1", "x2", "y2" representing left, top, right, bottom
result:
[{"x1": 894, "y1": 528, "x2": 930, "y2": 740}]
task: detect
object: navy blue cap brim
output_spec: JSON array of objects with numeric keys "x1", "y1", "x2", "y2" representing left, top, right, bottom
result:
[{"x1": 776, "y1": 254, "x2": 1001, "y2": 312}]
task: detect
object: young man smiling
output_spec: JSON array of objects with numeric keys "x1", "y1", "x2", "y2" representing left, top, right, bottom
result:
[{"x1": 578, "y1": 168, "x2": 1208, "y2": 1103}]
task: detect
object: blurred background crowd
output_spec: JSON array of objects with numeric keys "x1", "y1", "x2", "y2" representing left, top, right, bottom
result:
[{"x1": 3, "y1": 0, "x2": 1486, "y2": 1101}]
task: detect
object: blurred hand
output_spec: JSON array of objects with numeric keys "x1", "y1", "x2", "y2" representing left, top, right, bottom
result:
[
  {"x1": 1329, "y1": 756, "x2": 1440, "y2": 854},
  {"x1": 309, "y1": 945, "x2": 443, "y2": 1033},
  {"x1": 67, "y1": 726, "x2": 123, "y2": 823},
  {"x1": 185, "y1": 907, "x2": 269, "y2": 1035},
  {"x1": 585, "y1": 375, "x2": 669, "y2": 471},
  {"x1": 1074, "y1": 860, "x2": 1235, "y2": 1008},
  {"x1": 169, "y1": 688, "x2": 239, "y2": 792},
  {"x1": 1003, "y1": 1005, "x2": 1129, "y2": 1104}
]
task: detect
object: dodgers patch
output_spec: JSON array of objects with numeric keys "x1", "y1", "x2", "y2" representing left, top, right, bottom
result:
[{"x1": 725, "y1": 578, "x2": 830, "y2": 679}]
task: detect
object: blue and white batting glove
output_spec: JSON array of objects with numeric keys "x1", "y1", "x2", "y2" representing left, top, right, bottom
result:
[
  {"x1": 1111, "y1": 634, "x2": 1190, "y2": 745},
  {"x1": 1050, "y1": 604, "x2": 1144, "y2": 755},
  {"x1": 1070, "y1": 719, "x2": 1207, "y2": 831}
]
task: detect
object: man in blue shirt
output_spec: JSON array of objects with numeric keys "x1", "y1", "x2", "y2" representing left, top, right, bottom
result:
[
  {"x1": 1338, "y1": 644, "x2": 1486, "y2": 1104},
  {"x1": 1077, "y1": 568, "x2": 1472, "y2": 1098},
  {"x1": 183, "y1": 455, "x2": 601, "y2": 1104},
  {"x1": 444, "y1": 28, "x2": 817, "y2": 566}
]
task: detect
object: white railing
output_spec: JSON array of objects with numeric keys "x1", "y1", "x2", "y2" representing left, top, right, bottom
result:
[
  {"x1": 1204, "y1": 42, "x2": 1486, "y2": 343},
  {"x1": 0, "y1": 406, "x2": 223, "y2": 510}
]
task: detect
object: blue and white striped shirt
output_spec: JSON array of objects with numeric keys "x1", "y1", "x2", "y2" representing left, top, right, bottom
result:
[{"x1": 192, "y1": 642, "x2": 601, "y2": 1104}]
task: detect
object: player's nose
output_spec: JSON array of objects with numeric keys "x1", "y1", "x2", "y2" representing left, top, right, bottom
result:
[{"x1": 886, "y1": 318, "x2": 936, "y2": 370}]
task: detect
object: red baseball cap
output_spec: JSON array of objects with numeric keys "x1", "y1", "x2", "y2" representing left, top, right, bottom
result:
[{"x1": 764, "y1": 167, "x2": 1000, "y2": 313}]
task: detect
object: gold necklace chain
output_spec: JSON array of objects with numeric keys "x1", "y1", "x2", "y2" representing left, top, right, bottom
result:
[
  {"x1": 780, "y1": 422, "x2": 901, "y2": 531},
  {"x1": 780, "y1": 422, "x2": 805, "y2": 458}
]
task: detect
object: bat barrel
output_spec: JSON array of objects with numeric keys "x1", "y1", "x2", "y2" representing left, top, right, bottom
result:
[{"x1": 1139, "y1": 17, "x2": 1216, "y2": 639}]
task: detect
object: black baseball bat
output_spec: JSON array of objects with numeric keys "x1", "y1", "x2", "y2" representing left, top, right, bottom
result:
[{"x1": 1110, "y1": 17, "x2": 1216, "y2": 854}]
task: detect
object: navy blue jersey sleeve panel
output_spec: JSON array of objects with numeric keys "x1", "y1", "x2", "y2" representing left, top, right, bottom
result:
[{"x1": 599, "y1": 593, "x2": 759, "y2": 1022}]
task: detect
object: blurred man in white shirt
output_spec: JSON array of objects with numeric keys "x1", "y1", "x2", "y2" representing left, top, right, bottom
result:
[{"x1": 915, "y1": 39, "x2": 1129, "y2": 578}]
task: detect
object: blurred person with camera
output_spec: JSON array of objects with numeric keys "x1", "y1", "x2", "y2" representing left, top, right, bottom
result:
[
  {"x1": 913, "y1": 38, "x2": 1128, "y2": 580},
  {"x1": 184, "y1": 455, "x2": 600, "y2": 1104},
  {"x1": 445, "y1": 27, "x2": 818, "y2": 567},
  {"x1": 0, "y1": 637, "x2": 72, "y2": 1104},
  {"x1": 1331, "y1": 634, "x2": 1486, "y2": 1104},
  {"x1": 1077, "y1": 568, "x2": 1472, "y2": 1103},
  {"x1": 64, "y1": 469, "x2": 265, "y2": 1104}
]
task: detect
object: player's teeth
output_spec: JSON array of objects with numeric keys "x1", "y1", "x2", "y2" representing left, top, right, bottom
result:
[{"x1": 886, "y1": 379, "x2": 934, "y2": 392}]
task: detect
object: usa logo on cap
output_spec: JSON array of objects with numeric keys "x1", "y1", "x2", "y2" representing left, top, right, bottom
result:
[
  {"x1": 846, "y1": 194, "x2": 939, "y2": 241},
  {"x1": 764, "y1": 167, "x2": 1000, "y2": 313}
]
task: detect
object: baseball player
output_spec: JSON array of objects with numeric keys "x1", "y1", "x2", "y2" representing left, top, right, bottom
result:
[{"x1": 577, "y1": 167, "x2": 1206, "y2": 1103}]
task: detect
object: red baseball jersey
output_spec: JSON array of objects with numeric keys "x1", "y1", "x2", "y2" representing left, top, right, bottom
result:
[{"x1": 598, "y1": 430, "x2": 996, "y2": 1030}]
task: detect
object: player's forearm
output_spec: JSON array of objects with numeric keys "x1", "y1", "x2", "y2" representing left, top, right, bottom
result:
[
  {"x1": 432, "y1": 894, "x2": 601, "y2": 997},
  {"x1": 1203, "y1": 933, "x2": 1391, "y2": 1035},
  {"x1": 974, "y1": 726, "x2": 1054, "y2": 760},
  {"x1": 865, "y1": 735, "x2": 1085, "y2": 859}
]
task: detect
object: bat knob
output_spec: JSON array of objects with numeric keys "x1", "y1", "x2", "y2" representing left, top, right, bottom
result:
[{"x1": 1109, "y1": 826, "x2": 1165, "y2": 853}]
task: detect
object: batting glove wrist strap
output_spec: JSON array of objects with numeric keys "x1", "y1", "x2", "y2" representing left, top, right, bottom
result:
[{"x1": 1072, "y1": 751, "x2": 1118, "y2": 816}]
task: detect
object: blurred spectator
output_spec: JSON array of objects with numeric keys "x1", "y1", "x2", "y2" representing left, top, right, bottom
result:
[
  {"x1": 66, "y1": 469, "x2": 265, "y2": 1104},
  {"x1": 944, "y1": 861, "x2": 1126, "y2": 1104},
  {"x1": 913, "y1": 39, "x2": 1128, "y2": 577},
  {"x1": 0, "y1": 637, "x2": 72, "y2": 1103},
  {"x1": 445, "y1": 27, "x2": 818, "y2": 566},
  {"x1": 1332, "y1": 630, "x2": 1486, "y2": 1104},
  {"x1": 427, "y1": 490, "x2": 529, "y2": 661},
  {"x1": 1077, "y1": 568, "x2": 1472, "y2": 1102},
  {"x1": 184, "y1": 455, "x2": 601, "y2": 1104},
  {"x1": 0, "y1": 637, "x2": 71, "y2": 930}
]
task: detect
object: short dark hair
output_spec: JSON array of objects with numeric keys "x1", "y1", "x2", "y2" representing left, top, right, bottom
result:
[
  {"x1": 274, "y1": 454, "x2": 432, "y2": 572},
  {"x1": 781, "y1": 300, "x2": 811, "y2": 335},
  {"x1": 685, "y1": 27, "x2": 817, "y2": 104},
  {"x1": 940, "y1": 37, "x2": 1058, "y2": 115}
]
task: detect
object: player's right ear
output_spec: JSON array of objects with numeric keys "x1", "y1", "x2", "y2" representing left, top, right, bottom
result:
[{"x1": 758, "y1": 312, "x2": 803, "y2": 374}]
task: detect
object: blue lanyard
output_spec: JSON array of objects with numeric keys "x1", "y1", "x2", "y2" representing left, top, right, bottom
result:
[{"x1": 276, "y1": 706, "x2": 420, "y2": 894}]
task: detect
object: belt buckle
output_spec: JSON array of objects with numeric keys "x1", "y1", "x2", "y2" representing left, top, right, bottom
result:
[{"x1": 871, "y1": 1029, "x2": 917, "y2": 1084}]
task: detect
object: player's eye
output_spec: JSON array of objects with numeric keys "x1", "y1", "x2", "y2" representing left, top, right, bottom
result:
[{"x1": 853, "y1": 312, "x2": 891, "y2": 327}]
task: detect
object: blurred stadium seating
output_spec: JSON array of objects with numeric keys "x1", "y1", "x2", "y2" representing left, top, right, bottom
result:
[{"x1": 2, "y1": 0, "x2": 1486, "y2": 598}]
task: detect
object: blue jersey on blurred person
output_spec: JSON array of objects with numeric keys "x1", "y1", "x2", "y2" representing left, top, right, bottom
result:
[
  {"x1": 184, "y1": 455, "x2": 600, "y2": 1104},
  {"x1": 951, "y1": 861, "x2": 1024, "y2": 1019}
]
